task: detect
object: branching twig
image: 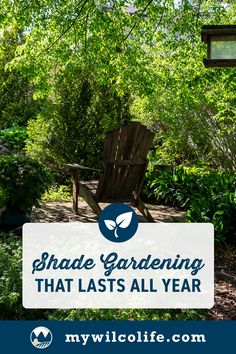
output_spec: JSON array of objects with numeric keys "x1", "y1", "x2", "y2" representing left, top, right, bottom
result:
[
  {"x1": 149, "y1": 0, "x2": 167, "y2": 41},
  {"x1": 123, "y1": 0, "x2": 154, "y2": 42},
  {"x1": 44, "y1": 0, "x2": 89, "y2": 53}
]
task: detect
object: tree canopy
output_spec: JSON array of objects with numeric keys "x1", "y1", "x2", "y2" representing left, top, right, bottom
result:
[{"x1": 0, "y1": 1, "x2": 235, "y2": 169}]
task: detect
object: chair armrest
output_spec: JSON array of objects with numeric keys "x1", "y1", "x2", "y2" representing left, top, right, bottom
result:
[{"x1": 66, "y1": 163, "x2": 102, "y2": 172}]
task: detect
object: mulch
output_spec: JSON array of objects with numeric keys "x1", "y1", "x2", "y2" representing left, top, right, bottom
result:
[
  {"x1": 32, "y1": 201, "x2": 236, "y2": 320},
  {"x1": 208, "y1": 246, "x2": 236, "y2": 320}
]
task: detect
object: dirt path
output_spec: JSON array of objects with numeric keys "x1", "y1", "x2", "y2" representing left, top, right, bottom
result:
[
  {"x1": 32, "y1": 201, "x2": 236, "y2": 320},
  {"x1": 32, "y1": 201, "x2": 186, "y2": 223}
]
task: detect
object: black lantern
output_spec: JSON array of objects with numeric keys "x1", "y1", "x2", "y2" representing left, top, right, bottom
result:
[{"x1": 201, "y1": 25, "x2": 236, "y2": 67}]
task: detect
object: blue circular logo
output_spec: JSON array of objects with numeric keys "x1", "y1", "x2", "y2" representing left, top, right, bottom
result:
[
  {"x1": 98, "y1": 203, "x2": 138, "y2": 243},
  {"x1": 30, "y1": 326, "x2": 53, "y2": 349}
]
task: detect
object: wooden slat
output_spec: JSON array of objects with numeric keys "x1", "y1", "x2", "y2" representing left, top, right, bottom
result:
[
  {"x1": 95, "y1": 123, "x2": 154, "y2": 201},
  {"x1": 79, "y1": 181, "x2": 98, "y2": 193},
  {"x1": 79, "y1": 183, "x2": 102, "y2": 216},
  {"x1": 71, "y1": 169, "x2": 79, "y2": 214},
  {"x1": 66, "y1": 163, "x2": 101, "y2": 172}
]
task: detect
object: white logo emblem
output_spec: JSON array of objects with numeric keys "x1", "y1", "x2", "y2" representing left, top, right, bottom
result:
[
  {"x1": 30, "y1": 327, "x2": 53, "y2": 349},
  {"x1": 104, "y1": 211, "x2": 133, "y2": 238}
]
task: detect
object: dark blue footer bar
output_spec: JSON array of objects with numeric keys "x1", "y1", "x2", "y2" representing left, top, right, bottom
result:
[{"x1": 0, "y1": 320, "x2": 234, "y2": 353}]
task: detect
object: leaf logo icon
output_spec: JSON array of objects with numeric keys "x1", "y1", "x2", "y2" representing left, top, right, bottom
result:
[
  {"x1": 98, "y1": 203, "x2": 138, "y2": 242},
  {"x1": 104, "y1": 220, "x2": 116, "y2": 230},
  {"x1": 104, "y1": 212, "x2": 133, "y2": 238}
]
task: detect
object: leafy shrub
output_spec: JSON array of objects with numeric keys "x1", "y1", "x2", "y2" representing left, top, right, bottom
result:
[
  {"x1": 0, "y1": 233, "x2": 47, "y2": 319},
  {"x1": 0, "y1": 233, "x2": 22, "y2": 318},
  {"x1": 144, "y1": 166, "x2": 236, "y2": 243},
  {"x1": 47, "y1": 308, "x2": 205, "y2": 321},
  {"x1": 25, "y1": 114, "x2": 53, "y2": 167},
  {"x1": 0, "y1": 124, "x2": 28, "y2": 151},
  {"x1": 145, "y1": 165, "x2": 235, "y2": 208},
  {"x1": 0, "y1": 155, "x2": 52, "y2": 211},
  {"x1": 187, "y1": 192, "x2": 236, "y2": 244},
  {"x1": 26, "y1": 65, "x2": 132, "y2": 179},
  {"x1": 0, "y1": 27, "x2": 43, "y2": 130}
]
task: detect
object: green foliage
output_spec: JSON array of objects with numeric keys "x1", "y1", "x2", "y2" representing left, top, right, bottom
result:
[
  {"x1": 0, "y1": 233, "x2": 48, "y2": 319},
  {"x1": 145, "y1": 165, "x2": 208, "y2": 207},
  {"x1": 187, "y1": 192, "x2": 236, "y2": 244},
  {"x1": 0, "y1": 26, "x2": 42, "y2": 128},
  {"x1": 0, "y1": 154, "x2": 52, "y2": 211},
  {"x1": 0, "y1": 1, "x2": 235, "y2": 171},
  {"x1": 0, "y1": 186, "x2": 7, "y2": 208},
  {"x1": 47, "y1": 308, "x2": 205, "y2": 321},
  {"x1": 0, "y1": 123, "x2": 28, "y2": 151},
  {"x1": 132, "y1": 54, "x2": 236, "y2": 169},
  {"x1": 145, "y1": 165, "x2": 236, "y2": 243},
  {"x1": 0, "y1": 233, "x2": 22, "y2": 318},
  {"x1": 25, "y1": 114, "x2": 53, "y2": 166},
  {"x1": 26, "y1": 65, "x2": 133, "y2": 175},
  {"x1": 42, "y1": 185, "x2": 71, "y2": 203}
]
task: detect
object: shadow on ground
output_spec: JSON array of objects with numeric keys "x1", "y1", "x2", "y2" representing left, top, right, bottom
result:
[{"x1": 32, "y1": 201, "x2": 186, "y2": 223}]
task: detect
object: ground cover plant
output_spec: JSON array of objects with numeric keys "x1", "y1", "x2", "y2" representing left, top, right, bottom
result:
[{"x1": 144, "y1": 165, "x2": 236, "y2": 244}]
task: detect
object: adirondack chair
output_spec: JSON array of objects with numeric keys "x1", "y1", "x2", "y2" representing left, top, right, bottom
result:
[{"x1": 67, "y1": 122, "x2": 155, "y2": 222}]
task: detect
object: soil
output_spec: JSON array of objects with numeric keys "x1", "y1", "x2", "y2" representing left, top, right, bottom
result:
[{"x1": 32, "y1": 201, "x2": 236, "y2": 320}]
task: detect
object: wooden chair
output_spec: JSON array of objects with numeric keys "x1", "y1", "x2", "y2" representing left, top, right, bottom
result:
[{"x1": 67, "y1": 122, "x2": 155, "y2": 222}]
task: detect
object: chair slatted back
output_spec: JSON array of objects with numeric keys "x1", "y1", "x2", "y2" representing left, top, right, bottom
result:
[{"x1": 95, "y1": 122, "x2": 154, "y2": 202}]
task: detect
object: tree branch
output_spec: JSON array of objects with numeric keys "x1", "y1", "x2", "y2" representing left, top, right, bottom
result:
[
  {"x1": 44, "y1": 0, "x2": 89, "y2": 52},
  {"x1": 123, "y1": 0, "x2": 154, "y2": 42}
]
